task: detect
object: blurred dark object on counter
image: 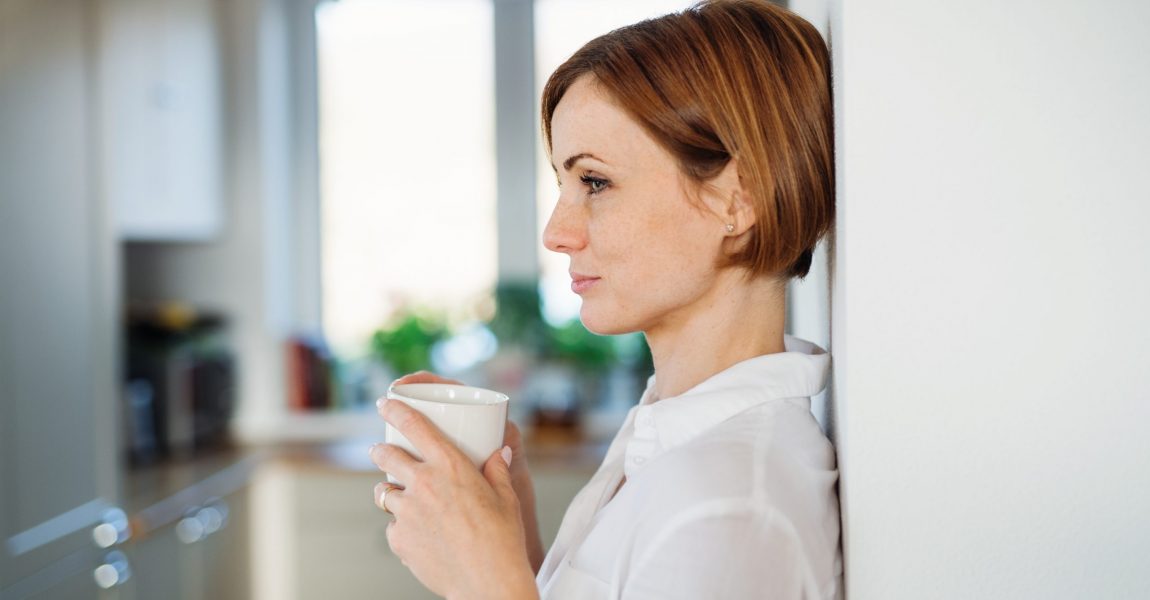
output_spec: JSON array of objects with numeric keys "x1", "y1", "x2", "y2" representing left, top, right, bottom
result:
[
  {"x1": 287, "y1": 335, "x2": 337, "y2": 411},
  {"x1": 125, "y1": 303, "x2": 236, "y2": 465}
]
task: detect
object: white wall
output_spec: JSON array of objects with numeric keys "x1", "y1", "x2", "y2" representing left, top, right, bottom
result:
[{"x1": 827, "y1": 0, "x2": 1150, "y2": 597}]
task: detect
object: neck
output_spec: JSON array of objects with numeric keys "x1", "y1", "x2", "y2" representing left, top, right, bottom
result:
[{"x1": 644, "y1": 271, "x2": 787, "y2": 401}]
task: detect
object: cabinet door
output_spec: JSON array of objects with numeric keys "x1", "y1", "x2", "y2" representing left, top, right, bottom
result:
[
  {"x1": 281, "y1": 470, "x2": 439, "y2": 600},
  {"x1": 0, "y1": 0, "x2": 120, "y2": 591},
  {"x1": 197, "y1": 488, "x2": 251, "y2": 600},
  {"x1": 1, "y1": 548, "x2": 130, "y2": 600},
  {"x1": 97, "y1": 0, "x2": 223, "y2": 240},
  {"x1": 121, "y1": 522, "x2": 187, "y2": 600},
  {"x1": 119, "y1": 487, "x2": 249, "y2": 600}
]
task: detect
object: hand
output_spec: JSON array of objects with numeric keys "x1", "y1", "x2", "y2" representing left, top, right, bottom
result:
[
  {"x1": 494, "y1": 418, "x2": 545, "y2": 572},
  {"x1": 371, "y1": 394, "x2": 539, "y2": 599},
  {"x1": 390, "y1": 372, "x2": 544, "y2": 571}
]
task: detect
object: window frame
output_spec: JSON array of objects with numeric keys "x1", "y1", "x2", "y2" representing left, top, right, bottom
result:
[{"x1": 286, "y1": 0, "x2": 539, "y2": 343}]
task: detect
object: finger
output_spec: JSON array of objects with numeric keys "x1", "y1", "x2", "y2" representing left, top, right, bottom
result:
[
  {"x1": 502, "y1": 420, "x2": 523, "y2": 448},
  {"x1": 501, "y1": 422, "x2": 529, "y2": 475},
  {"x1": 385, "y1": 518, "x2": 405, "y2": 560},
  {"x1": 377, "y1": 398, "x2": 452, "y2": 463},
  {"x1": 482, "y1": 446, "x2": 517, "y2": 505},
  {"x1": 374, "y1": 481, "x2": 406, "y2": 514},
  {"x1": 369, "y1": 443, "x2": 419, "y2": 483},
  {"x1": 391, "y1": 371, "x2": 464, "y2": 387}
]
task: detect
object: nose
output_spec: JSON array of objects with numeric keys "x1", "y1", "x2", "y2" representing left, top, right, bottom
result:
[{"x1": 542, "y1": 193, "x2": 587, "y2": 256}]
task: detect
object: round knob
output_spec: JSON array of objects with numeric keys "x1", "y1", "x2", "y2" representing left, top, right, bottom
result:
[
  {"x1": 176, "y1": 514, "x2": 206, "y2": 544},
  {"x1": 198, "y1": 505, "x2": 224, "y2": 535},
  {"x1": 92, "y1": 523, "x2": 119, "y2": 548},
  {"x1": 92, "y1": 507, "x2": 130, "y2": 548},
  {"x1": 93, "y1": 551, "x2": 131, "y2": 589},
  {"x1": 176, "y1": 500, "x2": 230, "y2": 543}
]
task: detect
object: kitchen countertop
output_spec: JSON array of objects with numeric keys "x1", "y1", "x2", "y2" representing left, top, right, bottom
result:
[
  {"x1": 125, "y1": 447, "x2": 265, "y2": 538},
  {"x1": 269, "y1": 433, "x2": 611, "y2": 473},
  {"x1": 123, "y1": 428, "x2": 608, "y2": 539}
]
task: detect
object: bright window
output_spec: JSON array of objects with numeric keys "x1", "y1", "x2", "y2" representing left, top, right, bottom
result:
[
  {"x1": 317, "y1": 0, "x2": 496, "y2": 355},
  {"x1": 316, "y1": 0, "x2": 695, "y2": 354}
]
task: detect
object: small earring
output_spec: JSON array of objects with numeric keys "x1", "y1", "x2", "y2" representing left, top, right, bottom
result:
[{"x1": 725, "y1": 223, "x2": 735, "y2": 234}]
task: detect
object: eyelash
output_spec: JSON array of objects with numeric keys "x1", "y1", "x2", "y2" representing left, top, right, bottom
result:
[{"x1": 579, "y1": 174, "x2": 610, "y2": 195}]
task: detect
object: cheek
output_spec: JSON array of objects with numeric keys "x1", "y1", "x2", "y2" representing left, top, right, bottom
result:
[{"x1": 595, "y1": 207, "x2": 719, "y2": 288}]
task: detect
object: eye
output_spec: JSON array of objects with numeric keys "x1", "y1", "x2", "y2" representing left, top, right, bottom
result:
[{"x1": 579, "y1": 174, "x2": 610, "y2": 195}]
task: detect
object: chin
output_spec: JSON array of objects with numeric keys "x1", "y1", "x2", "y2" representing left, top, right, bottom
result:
[{"x1": 579, "y1": 306, "x2": 640, "y2": 337}]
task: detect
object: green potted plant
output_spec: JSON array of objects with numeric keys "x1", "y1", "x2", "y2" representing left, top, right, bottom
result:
[{"x1": 370, "y1": 311, "x2": 447, "y2": 377}]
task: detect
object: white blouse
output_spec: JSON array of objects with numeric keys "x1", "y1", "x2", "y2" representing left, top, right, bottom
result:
[{"x1": 535, "y1": 335, "x2": 842, "y2": 599}]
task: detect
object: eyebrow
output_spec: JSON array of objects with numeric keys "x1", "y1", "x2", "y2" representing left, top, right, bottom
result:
[{"x1": 552, "y1": 152, "x2": 606, "y2": 173}]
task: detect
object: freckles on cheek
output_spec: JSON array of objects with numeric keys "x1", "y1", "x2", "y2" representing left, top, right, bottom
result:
[{"x1": 586, "y1": 219, "x2": 619, "y2": 263}]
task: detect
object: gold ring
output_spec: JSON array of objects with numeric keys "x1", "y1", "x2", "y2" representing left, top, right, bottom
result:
[{"x1": 379, "y1": 484, "x2": 401, "y2": 515}]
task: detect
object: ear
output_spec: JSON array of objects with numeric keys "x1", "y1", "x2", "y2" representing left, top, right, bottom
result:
[{"x1": 700, "y1": 158, "x2": 756, "y2": 236}]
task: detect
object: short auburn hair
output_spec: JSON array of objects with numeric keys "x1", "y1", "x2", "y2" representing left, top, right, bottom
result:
[{"x1": 541, "y1": 0, "x2": 833, "y2": 280}]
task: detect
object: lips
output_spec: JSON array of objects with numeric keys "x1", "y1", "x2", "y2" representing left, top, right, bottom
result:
[{"x1": 570, "y1": 272, "x2": 601, "y2": 295}]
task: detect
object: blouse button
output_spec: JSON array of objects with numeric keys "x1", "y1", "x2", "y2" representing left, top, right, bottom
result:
[{"x1": 633, "y1": 456, "x2": 646, "y2": 465}]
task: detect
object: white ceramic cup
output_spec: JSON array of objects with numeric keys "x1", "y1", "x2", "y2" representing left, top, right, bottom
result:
[{"x1": 384, "y1": 383, "x2": 509, "y2": 484}]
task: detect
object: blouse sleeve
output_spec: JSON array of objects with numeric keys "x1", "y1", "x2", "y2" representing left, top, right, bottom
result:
[{"x1": 618, "y1": 505, "x2": 811, "y2": 599}]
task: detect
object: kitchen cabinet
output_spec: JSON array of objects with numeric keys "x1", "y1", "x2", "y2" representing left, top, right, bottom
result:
[
  {"x1": 261, "y1": 466, "x2": 436, "y2": 600},
  {"x1": 249, "y1": 455, "x2": 593, "y2": 600},
  {"x1": 5, "y1": 553, "x2": 129, "y2": 600},
  {"x1": 0, "y1": 0, "x2": 123, "y2": 597},
  {"x1": 123, "y1": 488, "x2": 249, "y2": 600},
  {"x1": 197, "y1": 489, "x2": 250, "y2": 600},
  {"x1": 97, "y1": 0, "x2": 224, "y2": 241},
  {"x1": 123, "y1": 525, "x2": 183, "y2": 600}
]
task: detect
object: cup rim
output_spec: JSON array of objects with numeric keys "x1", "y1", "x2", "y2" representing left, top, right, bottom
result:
[{"x1": 387, "y1": 383, "x2": 509, "y2": 407}]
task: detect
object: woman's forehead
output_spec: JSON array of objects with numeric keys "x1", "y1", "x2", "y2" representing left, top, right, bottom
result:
[{"x1": 550, "y1": 78, "x2": 668, "y2": 172}]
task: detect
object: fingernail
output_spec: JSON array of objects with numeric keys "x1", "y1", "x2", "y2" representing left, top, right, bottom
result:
[
  {"x1": 368, "y1": 443, "x2": 381, "y2": 459},
  {"x1": 376, "y1": 397, "x2": 389, "y2": 411},
  {"x1": 500, "y1": 446, "x2": 512, "y2": 467},
  {"x1": 374, "y1": 482, "x2": 385, "y2": 506}
]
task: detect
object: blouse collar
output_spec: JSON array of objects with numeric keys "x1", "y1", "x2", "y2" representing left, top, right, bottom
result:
[{"x1": 624, "y1": 334, "x2": 830, "y2": 478}]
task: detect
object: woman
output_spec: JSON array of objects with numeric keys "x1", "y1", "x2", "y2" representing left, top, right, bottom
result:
[{"x1": 368, "y1": 0, "x2": 838, "y2": 597}]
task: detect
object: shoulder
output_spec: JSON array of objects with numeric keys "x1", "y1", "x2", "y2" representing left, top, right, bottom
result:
[
  {"x1": 617, "y1": 400, "x2": 842, "y2": 593},
  {"x1": 637, "y1": 399, "x2": 837, "y2": 510}
]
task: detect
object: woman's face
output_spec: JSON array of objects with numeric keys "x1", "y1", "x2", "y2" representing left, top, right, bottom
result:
[{"x1": 543, "y1": 76, "x2": 728, "y2": 336}]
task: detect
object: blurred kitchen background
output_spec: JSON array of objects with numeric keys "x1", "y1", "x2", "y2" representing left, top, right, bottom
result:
[
  {"x1": 7, "y1": 0, "x2": 1150, "y2": 598},
  {"x1": 7, "y1": 1, "x2": 813, "y2": 598}
]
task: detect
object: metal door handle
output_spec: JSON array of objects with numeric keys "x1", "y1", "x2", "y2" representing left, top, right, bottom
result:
[
  {"x1": 91, "y1": 507, "x2": 131, "y2": 548},
  {"x1": 93, "y1": 550, "x2": 132, "y2": 589},
  {"x1": 176, "y1": 499, "x2": 229, "y2": 544}
]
